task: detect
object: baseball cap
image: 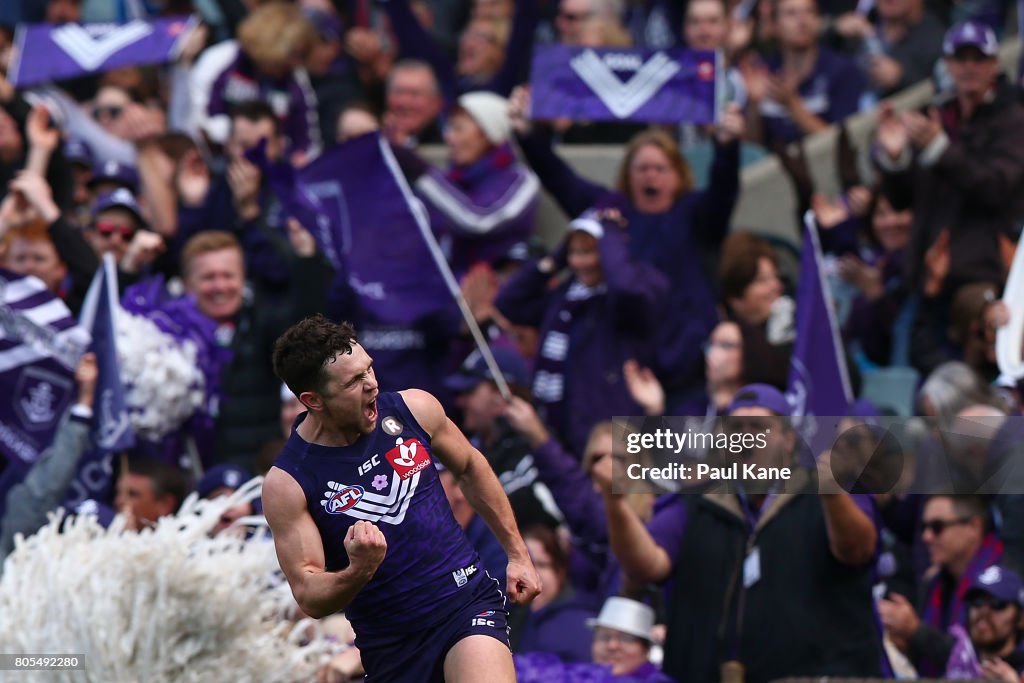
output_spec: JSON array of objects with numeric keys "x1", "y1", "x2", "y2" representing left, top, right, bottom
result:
[
  {"x1": 91, "y1": 188, "x2": 145, "y2": 224},
  {"x1": 89, "y1": 159, "x2": 139, "y2": 191},
  {"x1": 64, "y1": 138, "x2": 93, "y2": 168},
  {"x1": 568, "y1": 211, "x2": 605, "y2": 239},
  {"x1": 943, "y1": 21, "x2": 999, "y2": 57},
  {"x1": 726, "y1": 383, "x2": 792, "y2": 416},
  {"x1": 586, "y1": 597, "x2": 656, "y2": 642},
  {"x1": 966, "y1": 565, "x2": 1024, "y2": 607},
  {"x1": 196, "y1": 464, "x2": 253, "y2": 499},
  {"x1": 444, "y1": 347, "x2": 529, "y2": 394}
]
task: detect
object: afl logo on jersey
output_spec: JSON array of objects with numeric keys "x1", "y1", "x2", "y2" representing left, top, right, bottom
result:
[{"x1": 321, "y1": 483, "x2": 365, "y2": 514}]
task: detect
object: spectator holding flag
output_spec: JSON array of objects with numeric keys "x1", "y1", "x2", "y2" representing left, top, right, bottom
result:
[
  {"x1": 510, "y1": 87, "x2": 743, "y2": 411},
  {"x1": 598, "y1": 383, "x2": 881, "y2": 682}
]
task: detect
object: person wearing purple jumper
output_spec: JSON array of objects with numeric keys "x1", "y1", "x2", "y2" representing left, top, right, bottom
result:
[
  {"x1": 264, "y1": 315, "x2": 541, "y2": 682},
  {"x1": 509, "y1": 87, "x2": 744, "y2": 411}
]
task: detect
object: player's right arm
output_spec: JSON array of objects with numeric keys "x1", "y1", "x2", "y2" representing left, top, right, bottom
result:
[{"x1": 263, "y1": 467, "x2": 387, "y2": 619}]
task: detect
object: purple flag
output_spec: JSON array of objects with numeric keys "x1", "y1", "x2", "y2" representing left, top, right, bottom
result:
[
  {"x1": 62, "y1": 257, "x2": 131, "y2": 510},
  {"x1": 78, "y1": 255, "x2": 134, "y2": 454},
  {"x1": 8, "y1": 16, "x2": 196, "y2": 88},
  {"x1": 262, "y1": 133, "x2": 453, "y2": 325},
  {"x1": 0, "y1": 269, "x2": 90, "y2": 468},
  {"x1": 786, "y1": 213, "x2": 853, "y2": 442},
  {"x1": 529, "y1": 46, "x2": 721, "y2": 124}
]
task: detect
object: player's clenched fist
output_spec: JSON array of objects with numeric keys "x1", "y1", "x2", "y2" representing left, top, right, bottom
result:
[{"x1": 344, "y1": 521, "x2": 387, "y2": 576}]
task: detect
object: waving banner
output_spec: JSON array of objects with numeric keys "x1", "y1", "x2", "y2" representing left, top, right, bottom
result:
[
  {"x1": 529, "y1": 46, "x2": 721, "y2": 124},
  {"x1": 786, "y1": 213, "x2": 853, "y2": 447},
  {"x1": 8, "y1": 16, "x2": 197, "y2": 87},
  {"x1": 0, "y1": 269, "x2": 90, "y2": 467}
]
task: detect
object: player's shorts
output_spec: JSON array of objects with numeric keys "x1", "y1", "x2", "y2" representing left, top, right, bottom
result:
[{"x1": 357, "y1": 573, "x2": 510, "y2": 682}]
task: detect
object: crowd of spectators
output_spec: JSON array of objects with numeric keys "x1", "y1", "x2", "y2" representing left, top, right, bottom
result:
[{"x1": 2, "y1": 0, "x2": 1024, "y2": 680}]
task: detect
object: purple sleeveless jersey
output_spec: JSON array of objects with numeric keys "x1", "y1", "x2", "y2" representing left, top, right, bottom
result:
[{"x1": 272, "y1": 392, "x2": 485, "y2": 638}]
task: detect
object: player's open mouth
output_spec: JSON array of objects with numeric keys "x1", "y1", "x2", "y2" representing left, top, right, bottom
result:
[
  {"x1": 642, "y1": 186, "x2": 659, "y2": 198},
  {"x1": 366, "y1": 397, "x2": 378, "y2": 422}
]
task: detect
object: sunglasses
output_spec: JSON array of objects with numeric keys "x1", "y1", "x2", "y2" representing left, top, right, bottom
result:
[
  {"x1": 921, "y1": 517, "x2": 972, "y2": 536},
  {"x1": 92, "y1": 221, "x2": 136, "y2": 239},
  {"x1": 557, "y1": 10, "x2": 592, "y2": 22},
  {"x1": 967, "y1": 594, "x2": 1012, "y2": 611},
  {"x1": 93, "y1": 105, "x2": 124, "y2": 121}
]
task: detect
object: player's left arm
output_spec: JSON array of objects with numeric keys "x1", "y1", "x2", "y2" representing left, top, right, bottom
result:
[{"x1": 400, "y1": 388, "x2": 542, "y2": 604}]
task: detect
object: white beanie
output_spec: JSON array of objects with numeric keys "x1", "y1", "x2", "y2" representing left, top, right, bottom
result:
[{"x1": 455, "y1": 91, "x2": 511, "y2": 145}]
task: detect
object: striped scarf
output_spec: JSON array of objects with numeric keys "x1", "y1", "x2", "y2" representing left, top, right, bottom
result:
[{"x1": 531, "y1": 281, "x2": 605, "y2": 441}]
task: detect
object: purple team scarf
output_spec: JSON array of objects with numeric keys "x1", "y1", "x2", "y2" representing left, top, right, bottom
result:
[
  {"x1": 923, "y1": 534, "x2": 1004, "y2": 636},
  {"x1": 945, "y1": 624, "x2": 985, "y2": 679},
  {"x1": 8, "y1": 16, "x2": 196, "y2": 87},
  {"x1": 529, "y1": 46, "x2": 720, "y2": 124},
  {"x1": 257, "y1": 133, "x2": 453, "y2": 325},
  {"x1": 787, "y1": 214, "x2": 853, "y2": 451},
  {"x1": 0, "y1": 269, "x2": 90, "y2": 468}
]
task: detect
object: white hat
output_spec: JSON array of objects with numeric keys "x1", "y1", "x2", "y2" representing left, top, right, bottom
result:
[
  {"x1": 455, "y1": 91, "x2": 511, "y2": 145},
  {"x1": 586, "y1": 597, "x2": 655, "y2": 642},
  {"x1": 280, "y1": 383, "x2": 297, "y2": 403},
  {"x1": 568, "y1": 210, "x2": 604, "y2": 239}
]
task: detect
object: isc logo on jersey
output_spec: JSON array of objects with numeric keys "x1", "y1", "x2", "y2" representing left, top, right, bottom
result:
[
  {"x1": 321, "y1": 484, "x2": 365, "y2": 514},
  {"x1": 385, "y1": 437, "x2": 432, "y2": 480}
]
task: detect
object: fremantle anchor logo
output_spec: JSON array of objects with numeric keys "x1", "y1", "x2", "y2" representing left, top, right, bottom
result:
[
  {"x1": 569, "y1": 49, "x2": 681, "y2": 119},
  {"x1": 51, "y1": 21, "x2": 155, "y2": 71}
]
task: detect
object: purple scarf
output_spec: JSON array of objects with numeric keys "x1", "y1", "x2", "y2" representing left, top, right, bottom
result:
[
  {"x1": 922, "y1": 533, "x2": 1004, "y2": 632},
  {"x1": 446, "y1": 142, "x2": 516, "y2": 186}
]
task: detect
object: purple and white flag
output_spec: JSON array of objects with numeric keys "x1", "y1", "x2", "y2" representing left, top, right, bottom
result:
[
  {"x1": 0, "y1": 269, "x2": 90, "y2": 468},
  {"x1": 8, "y1": 16, "x2": 197, "y2": 88},
  {"x1": 786, "y1": 213, "x2": 853, "y2": 445},
  {"x1": 61, "y1": 256, "x2": 133, "y2": 510},
  {"x1": 78, "y1": 255, "x2": 134, "y2": 454},
  {"x1": 260, "y1": 133, "x2": 453, "y2": 325},
  {"x1": 529, "y1": 46, "x2": 721, "y2": 124}
]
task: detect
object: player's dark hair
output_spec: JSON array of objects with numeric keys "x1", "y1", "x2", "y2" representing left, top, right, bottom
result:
[{"x1": 273, "y1": 315, "x2": 359, "y2": 398}]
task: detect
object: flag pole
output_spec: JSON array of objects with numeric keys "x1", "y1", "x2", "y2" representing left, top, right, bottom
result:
[{"x1": 378, "y1": 137, "x2": 513, "y2": 401}]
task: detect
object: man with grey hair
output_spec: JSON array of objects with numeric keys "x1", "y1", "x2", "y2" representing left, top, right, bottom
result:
[{"x1": 383, "y1": 60, "x2": 445, "y2": 147}]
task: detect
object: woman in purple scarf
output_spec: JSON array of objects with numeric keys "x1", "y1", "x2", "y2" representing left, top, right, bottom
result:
[{"x1": 390, "y1": 91, "x2": 540, "y2": 277}]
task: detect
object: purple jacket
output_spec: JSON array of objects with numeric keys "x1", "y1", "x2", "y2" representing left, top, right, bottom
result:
[
  {"x1": 518, "y1": 129, "x2": 739, "y2": 393},
  {"x1": 206, "y1": 46, "x2": 321, "y2": 156},
  {"x1": 414, "y1": 144, "x2": 540, "y2": 275},
  {"x1": 513, "y1": 587, "x2": 599, "y2": 663},
  {"x1": 495, "y1": 226, "x2": 668, "y2": 455}
]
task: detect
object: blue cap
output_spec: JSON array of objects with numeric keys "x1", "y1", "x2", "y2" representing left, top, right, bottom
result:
[
  {"x1": 64, "y1": 137, "x2": 93, "y2": 167},
  {"x1": 444, "y1": 347, "x2": 530, "y2": 393},
  {"x1": 91, "y1": 188, "x2": 145, "y2": 224},
  {"x1": 966, "y1": 565, "x2": 1024, "y2": 607},
  {"x1": 726, "y1": 383, "x2": 792, "y2": 416},
  {"x1": 196, "y1": 464, "x2": 253, "y2": 499},
  {"x1": 943, "y1": 21, "x2": 998, "y2": 57},
  {"x1": 89, "y1": 158, "x2": 139, "y2": 191}
]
